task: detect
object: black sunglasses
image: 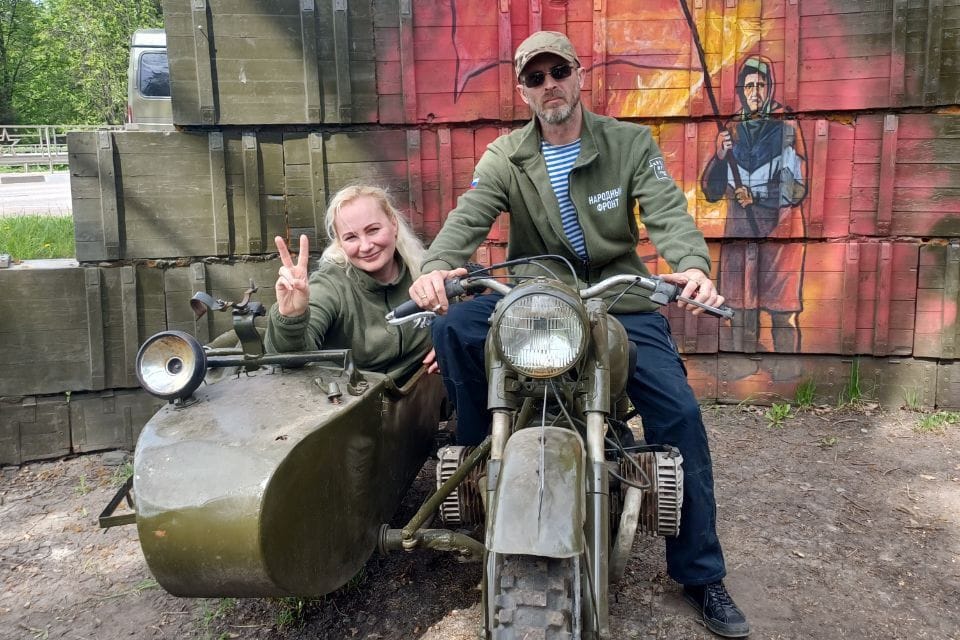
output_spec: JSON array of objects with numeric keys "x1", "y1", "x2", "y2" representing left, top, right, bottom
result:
[{"x1": 520, "y1": 63, "x2": 575, "y2": 88}]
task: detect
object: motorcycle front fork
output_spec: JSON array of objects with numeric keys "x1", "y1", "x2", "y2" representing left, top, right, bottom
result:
[
  {"x1": 586, "y1": 411, "x2": 610, "y2": 638},
  {"x1": 485, "y1": 410, "x2": 610, "y2": 639}
]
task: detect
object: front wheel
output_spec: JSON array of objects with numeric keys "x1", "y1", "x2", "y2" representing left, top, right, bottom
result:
[{"x1": 491, "y1": 554, "x2": 578, "y2": 639}]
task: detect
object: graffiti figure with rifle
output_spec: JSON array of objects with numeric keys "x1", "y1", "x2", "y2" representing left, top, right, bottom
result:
[{"x1": 700, "y1": 56, "x2": 808, "y2": 353}]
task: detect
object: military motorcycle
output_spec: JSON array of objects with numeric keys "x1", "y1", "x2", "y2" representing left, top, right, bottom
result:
[
  {"x1": 100, "y1": 255, "x2": 731, "y2": 640},
  {"x1": 384, "y1": 255, "x2": 733, "y2": 638}
]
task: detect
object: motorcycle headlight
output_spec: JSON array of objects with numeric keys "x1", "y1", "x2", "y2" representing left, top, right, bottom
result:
[
  {"x1": 495, "y1": 285, "x2": 587, "y2": 378},
  {"x1": 136, "y1": 331, "x2": 207, "y2": 401}
]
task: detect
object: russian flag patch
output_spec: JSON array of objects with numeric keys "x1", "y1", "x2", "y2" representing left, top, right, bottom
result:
[{"x1": 470, "y1": 176, "x2": 479, "y2": 189}]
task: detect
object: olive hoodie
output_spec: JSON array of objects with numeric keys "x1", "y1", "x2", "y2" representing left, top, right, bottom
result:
[
  {"x1": 265, "y1": 258, "x2": 431, "y2": 381},
  {"x1": 422, "y1": 107, "x2": 711, "y2": 313}
]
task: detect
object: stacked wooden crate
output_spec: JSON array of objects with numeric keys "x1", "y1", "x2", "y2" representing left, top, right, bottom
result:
[{"x1": 4, "y1": 0, "x2": 960, "y2": 464}]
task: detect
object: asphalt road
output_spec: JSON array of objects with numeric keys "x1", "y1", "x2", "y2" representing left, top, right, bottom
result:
[{"x1": 0, "y1": 171, "x2": 72, "y2": 217}]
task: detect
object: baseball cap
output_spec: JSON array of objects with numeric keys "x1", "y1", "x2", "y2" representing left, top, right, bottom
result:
[{"x1": 514, "y1": 31, "x2": 580, "y2": 79}]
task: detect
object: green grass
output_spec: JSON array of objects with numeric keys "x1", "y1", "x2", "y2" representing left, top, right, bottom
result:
[
  {"x1": 794, "y1": 379, "x2": 817, "y2": 410},
  {"x1": 74, "y1": 474, "x2": 91, "y2": 496},
  {"x1": 838, "y1": 358, "x2": 865, "y2": 407},
  {"x1": 0, "y1": 215, "x2": 75, "y2": 260},
  {"x1": 915, "y1": 411, "x2": 960, "y2": 434},
  {"x1": 818, "y1": 435, "x2": 838, "y2": 448},
  {"x1": 272, "y1": 597, "x2": 310, "y2": 630},
  {"x1": 111, "y1": 461, "x2": 134, "y2": 487},
  {"x1": 765, "y1": 402, "x2": 793, "y2": 428},
  {"x1": 196, "y1": 597, "x2": 237, "y2": 640},
  {"x1": 902, "y1": 386, "x2": 925, "y2": 412},
  {"x1": 0, "y1": 163, "x2": 70, "y2": 173},
  {"x1": 343, "y1": 567, "x2": 368, "y2": 592}
]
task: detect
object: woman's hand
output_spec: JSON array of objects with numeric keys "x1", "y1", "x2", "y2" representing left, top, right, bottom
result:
[
  {"x1": 423, "y1": 348, "x2": 440, "y2": 375},
  {"x1": 275, "y1": 234, "x2": 310, "y2": 317}
]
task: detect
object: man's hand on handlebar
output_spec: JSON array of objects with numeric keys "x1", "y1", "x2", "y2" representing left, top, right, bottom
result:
[
  {"x1": 409, "y1": 267, "x2": 469, "y2": 315},
  {"x1": 660, "y1": 268, "x2": 725, "y2": 316}
]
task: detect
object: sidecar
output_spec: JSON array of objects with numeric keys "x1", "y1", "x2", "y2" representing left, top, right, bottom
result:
[{"x1": 102, "y1": 325, "x2": 445, "y2": 598}]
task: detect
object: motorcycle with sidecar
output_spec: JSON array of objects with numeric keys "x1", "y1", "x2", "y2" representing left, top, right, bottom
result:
[{"x1": 101, "y1": 255, "x2": 732, "y2": 639}]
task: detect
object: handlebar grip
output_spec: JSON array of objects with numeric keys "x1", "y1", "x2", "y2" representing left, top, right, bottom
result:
[
  {"x1": 674, "y1": 293, "x2": 736, "y2": 320},
  {"x1": 390, "y1": 298, "x2": 423, "y2": 319},
  {"x1": 388, "y1": 278, "x2": 468, "y2": 319},
  {"x1": 707, "y1": 305, "x2": 735, "y2": 320}
]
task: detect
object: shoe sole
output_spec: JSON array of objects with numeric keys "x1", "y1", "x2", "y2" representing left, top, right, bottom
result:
[{"x1": 682, "y1": 592, "x2": 751, "y2": 638}]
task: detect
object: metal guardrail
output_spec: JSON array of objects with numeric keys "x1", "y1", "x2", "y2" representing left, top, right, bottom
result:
[{"x1": 0, "y1": 125, "x2": 123, "y2": 171}]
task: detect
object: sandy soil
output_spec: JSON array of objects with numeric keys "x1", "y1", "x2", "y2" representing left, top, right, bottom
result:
[{"x1": 2, "y1": 403, "x2": 959, "y2": 640}]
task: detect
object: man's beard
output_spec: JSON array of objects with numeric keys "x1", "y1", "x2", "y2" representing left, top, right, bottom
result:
[{"x1": 536, "y1": 90, "x2": 580, "y2": 125}]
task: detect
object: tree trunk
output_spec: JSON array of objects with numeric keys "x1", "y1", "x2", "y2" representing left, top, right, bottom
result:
[{"x1": 0, "y1": 85, "x2": 15, "y2": 123}]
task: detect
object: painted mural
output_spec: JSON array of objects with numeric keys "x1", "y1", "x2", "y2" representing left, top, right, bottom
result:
[
  {"x1": 701, "y1": 56, "x2": 807, "y2": 353},
  {"x1": 401, "y1": 0, "x2": 955, "y2": 359}
]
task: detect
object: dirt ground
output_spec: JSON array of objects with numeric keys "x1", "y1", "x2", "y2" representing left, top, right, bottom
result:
[{"x1": 3, "y1": 403, "x2": 960, "y2": 640}]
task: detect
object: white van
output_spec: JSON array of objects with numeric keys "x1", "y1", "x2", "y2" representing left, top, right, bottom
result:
[{"x1": 126, "y1": 28, "x2": 172, "y2": 128}]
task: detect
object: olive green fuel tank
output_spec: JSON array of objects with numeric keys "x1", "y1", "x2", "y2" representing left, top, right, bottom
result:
[{"x1": 133, "y1": 364, "x2": 444, "y2": 597}]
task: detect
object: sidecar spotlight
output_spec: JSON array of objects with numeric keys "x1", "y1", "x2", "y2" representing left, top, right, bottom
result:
[
  {"x1": 136, "y1": 331, "x2": 207, "y2": 401},
  {"x1": 496, "y1": 289, "x2": 586, "y2": 378}
]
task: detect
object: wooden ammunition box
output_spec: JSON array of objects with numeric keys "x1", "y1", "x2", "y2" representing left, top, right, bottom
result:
[
  {"x1": 0, "y1": 396, "x2": 70, "y2": 466},
  {"x1": 937, "y1": 360, "x2": 960, "y2": 409},
  {"x1": 69, "y1": 389, "x2": 166, "y2": 453},
  {"x1": 0, "y1": 259, "x2": 278, "y2": 397},
  {"x1": 0, "y1": 260, "x2": 115, "y2": 396},
  {"x1": 684, "y1": 354, "x2": 720, "y2": 401},
  {"x1": 0, "y1": 390, "x2": 165, "y2": 465},
  {"x1": 915, "y1": 242, "x2": 960, "y2": 359},
  {"x1": 163, "y1": 0, "x2": 378, "y2": 125},
  {"x1": 640, "y1": 239, "x2": 920, "y2": 357},
  {"x1": 69, "y1": 130, "x2": 285, "y2": 261},
  {"x1": 68, "y1": 126, "x2": 506, "y2": 261},
  {"x1": 0, "y1": 261, "x2": 171, "y2": 396},
  {"x1": 851, "y1": 115, "x2": 960, "y2": 238},
  {"x1": 162, "y1": 0, "x2": 960, "y2": 126},
  {"x1": 161, "y1": 260, "x2": 278, "y2": 342},
  {"x1": 719, "y1": 241, "x2": 919, "y2": 356}
]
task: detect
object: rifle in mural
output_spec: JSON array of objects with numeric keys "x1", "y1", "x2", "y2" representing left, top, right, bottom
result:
[{"x1": 677, "y1": 0, "x2": 761, "y2": 237}]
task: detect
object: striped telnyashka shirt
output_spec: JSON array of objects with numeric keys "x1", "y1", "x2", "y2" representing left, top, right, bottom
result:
[{"x1": 542, "y1": 139, "x2": 587, "y2": 261}]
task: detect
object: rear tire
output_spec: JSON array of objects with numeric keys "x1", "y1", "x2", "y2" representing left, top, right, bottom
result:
[{"x1": 491, "y1": 554, "x2": 576, "y2": 639}]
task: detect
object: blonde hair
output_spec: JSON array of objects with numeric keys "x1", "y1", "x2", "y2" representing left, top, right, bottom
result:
[{"x1": 320, "y1": 185, "x2": 426, "y2": 279}]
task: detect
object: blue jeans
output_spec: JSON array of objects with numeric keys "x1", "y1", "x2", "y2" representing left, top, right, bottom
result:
[{"x1": 431, "y1": 294, "x2": 727, "y2": 585}]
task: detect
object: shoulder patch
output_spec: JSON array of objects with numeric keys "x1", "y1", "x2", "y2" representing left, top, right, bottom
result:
[
  {"x1": 470, "y1": 176, "x2": 479, "y2": 189},
  {"x1": 649, "y1": 157, "x2": 670, "y2": 181}
]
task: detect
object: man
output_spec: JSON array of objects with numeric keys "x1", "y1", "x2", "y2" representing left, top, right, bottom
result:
[
  {"x1": 410, "y1": 31, "x2": 750, "y2": 638},
  {"x1": 701, "y1": 55, "x2": 807, "y2": 353}
]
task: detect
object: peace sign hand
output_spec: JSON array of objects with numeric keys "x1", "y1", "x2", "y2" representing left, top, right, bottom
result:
[{"x1": 274, "y1": 234, "x2": 311, "y2": 317}]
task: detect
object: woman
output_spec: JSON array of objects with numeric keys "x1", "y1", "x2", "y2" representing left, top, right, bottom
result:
[{"x1": 265, "y1": 185, "x2": 433, "y2": 381}]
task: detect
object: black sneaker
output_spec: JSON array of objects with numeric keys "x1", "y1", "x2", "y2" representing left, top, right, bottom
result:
[{"x1": 683, "y1": 581, "x2": 751, "y2": 638}]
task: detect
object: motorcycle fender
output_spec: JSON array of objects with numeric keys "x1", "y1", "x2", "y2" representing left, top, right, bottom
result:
[{"x1": 488, "y1": 427, "x2": 586, "y2": 558}]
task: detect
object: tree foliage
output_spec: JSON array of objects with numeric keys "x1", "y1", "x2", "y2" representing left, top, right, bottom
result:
[
  {"x1": 6, "y1": 0, "x2": 163, "y2": 124},
  {"x1": 0, "y1": 0, "x2": 43, "y2": 122}
]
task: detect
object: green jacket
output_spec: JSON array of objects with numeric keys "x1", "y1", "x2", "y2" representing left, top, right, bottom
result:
[
  {"x1": 422, "y1": 108, "x2": 711, "y2": 313},
  {"x1": 265, "y1": 258, "x2": 431, "y2": 381}
]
